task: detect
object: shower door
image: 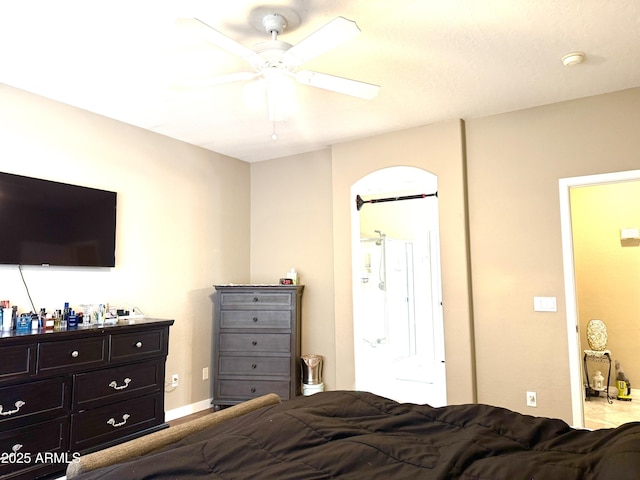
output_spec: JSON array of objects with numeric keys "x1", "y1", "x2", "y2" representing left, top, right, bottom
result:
[
  {"x1": 357, "y1": 237, "x2": 414, "y2": 356},
  {"x1": 354, "y1": 233, "x2": 445, "y2": 406}
]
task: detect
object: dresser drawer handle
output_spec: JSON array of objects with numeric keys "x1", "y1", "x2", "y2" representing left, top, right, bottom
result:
[
  {"x1": 252, "y1": 340, "x2": 258, "y2": 346},
  {"x1": 71, "y1": 350, "x2": 79, "y2": 358},
  {"x1": 250, "y1": 387, "x2": 256, "y2": 393},
  {"x1": 107, "y1": 414, "x2": 130, "y2": 428},
  {"x1": 109, "y1": 378, "x2": 132, "y2": 390},
  {"x1": 0, "y1": 400, "x2": 26, "y2": 416},
  {"x1": 252, "y1": 317, "x2": 258, "y2": 322},
  {"x1": 135, "y1": 341, "x2": 143, "y2": 348},
  {"x1": 252, "y1": 297, "x2": 259, "y2": 302},
  {"x1": 251, "y1": 363, "x2": 257, "y2": 369}
]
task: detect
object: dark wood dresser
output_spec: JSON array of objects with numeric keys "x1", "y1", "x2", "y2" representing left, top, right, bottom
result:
[
  {"x1": 212, "y1": 285, "x2": 303, "y2": 409},
  {"x1": 0, "y1": 317, "x2": 173, "y2": 480}
]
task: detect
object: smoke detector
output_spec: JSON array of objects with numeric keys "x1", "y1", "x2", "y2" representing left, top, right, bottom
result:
[{"x1": 562, "y1": 52, "x2": 585, "y2": 67}]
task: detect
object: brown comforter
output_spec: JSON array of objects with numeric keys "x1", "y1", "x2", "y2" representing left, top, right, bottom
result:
[{"x1": 76, "y1": 390, "x2": 640, "y2": 479}]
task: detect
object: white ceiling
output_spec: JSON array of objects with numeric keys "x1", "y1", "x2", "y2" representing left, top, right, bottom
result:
[{"x1": 1, "y1": 1, "x2": 639, "y2": 162}]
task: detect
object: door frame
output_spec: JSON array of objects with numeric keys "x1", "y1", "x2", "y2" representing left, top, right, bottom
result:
[
  {"x1": 559, "y1": 169, "x2": 640, "y2": 428},
  {"x1": 351, "y1": 166, "x2": 444, "y2": 403}
]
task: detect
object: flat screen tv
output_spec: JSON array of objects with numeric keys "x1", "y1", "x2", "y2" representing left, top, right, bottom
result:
[{"x1": 0, "y1": 172, "x2": 117, "y2": 267}]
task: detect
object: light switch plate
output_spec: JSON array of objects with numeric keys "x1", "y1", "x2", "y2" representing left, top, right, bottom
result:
[
  {"x1": 620, "y1": 228, "x2": 640, "y2": 240},
  {"x1": 533, "y1": 296, "x2": 557, "y2": 312}
]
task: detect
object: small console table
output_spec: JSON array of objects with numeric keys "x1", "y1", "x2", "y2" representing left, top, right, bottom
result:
[
  {"x1": 0, "y1": 317, "x2": 173, "y2": 480},
  {"x1": 583, "y1": 349, "x2": 612, "y2": 404}
]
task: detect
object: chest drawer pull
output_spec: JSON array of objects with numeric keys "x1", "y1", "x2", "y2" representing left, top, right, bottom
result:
[
  {"x1": 107, "y1": 413, "x2": 130, "y2": 428},
  {"x1": 0, "y1": 400, "x2": 26, "y2": 416},
  {"x1": 250, "y1": 387, "x2": 256, "y2": 393},
  {"x1": 253, "y1": 317, "x2": 258, "y2": 322},
  {"x1": 71, "y1": 350, "x2": 79, "y2": 358},
  {"x1": 135, "y1": 341, "x2": 143, "y2": 348},
  {"x1": 253, "y1": 297, "x2": 259, "y2": 302},
  {"x1": 108, "y1": 377, "x2": 132, "y2": 390},
  {"x1": 251, "y1": 363, "x2": 257, "y2": 369},
  {"x1": 252, "y1": 340, "x2": 258, "y2": 346}
]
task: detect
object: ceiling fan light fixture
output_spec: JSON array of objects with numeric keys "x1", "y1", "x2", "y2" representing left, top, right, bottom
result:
[
  {"x1": 265, "y1": 68, "x2": 296, "y2": 122},
  {"x1": 241, "y1": 79, "x2": 267, "y2": 113}
]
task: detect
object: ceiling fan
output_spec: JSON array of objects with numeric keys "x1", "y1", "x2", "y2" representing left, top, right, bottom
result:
[{"x1": 176, "y1": 12, "x2": 380, "y2": 122}]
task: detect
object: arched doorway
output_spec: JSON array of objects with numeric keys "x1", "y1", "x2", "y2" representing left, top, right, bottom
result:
[{"x1": 351, "y1": 166, "x2": 446, "y2": 405}]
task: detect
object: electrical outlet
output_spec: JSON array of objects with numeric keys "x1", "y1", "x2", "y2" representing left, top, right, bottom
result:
[
  {"x1": 171, "y1": 373, "x2": 179, "y2": 387},
  {"x1": 202, "y1": 367, "x2": 209, "y2": 380},
  {"x1": 526, "y1": 391, "x2": 537, "y2": 407}
]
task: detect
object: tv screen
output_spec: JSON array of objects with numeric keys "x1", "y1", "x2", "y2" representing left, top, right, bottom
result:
[{"x1": 0, "y1": 172, "x2": 117, "y2": 267}]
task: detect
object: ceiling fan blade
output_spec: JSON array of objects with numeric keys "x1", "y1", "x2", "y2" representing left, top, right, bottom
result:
[
  {"x1": 295, "y1": 70, "x2": 380, "y2": 100},
  {"x1": 176, "y1": 18, "x2": 263, "y2": 66},
  {"x1": 173, "y1": 71, "x2": 258, "y2": 89},
  {"x1": 283, "y1": 17, "x2": 361, "y2": 67}
]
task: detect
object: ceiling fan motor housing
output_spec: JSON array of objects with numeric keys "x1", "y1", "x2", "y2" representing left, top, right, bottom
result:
[
  {"x1": 262, "y1": 13, "x2": 287, "y2": 36},
  {"x1": 252, "y1": 40, "x2": 293, "y2": 69}
]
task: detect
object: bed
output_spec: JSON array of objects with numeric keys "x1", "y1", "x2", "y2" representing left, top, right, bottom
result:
[{"x1": 67, "y1": 390, "x2": 640, "y2": 479}]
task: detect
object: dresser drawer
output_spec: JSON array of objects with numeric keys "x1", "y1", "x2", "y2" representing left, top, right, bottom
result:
[
  {"x1": 220, "y1": 291, "x2": 293, "y2": 307},
  {"x1": 0, "y1": 344, "x2": 35, "y2": 381},
  {"x1": 219, "y1": 333, "x2": 290, "y2": 353},
  {"x1": 217, "y1": 379, "x2": 290, "y2": 400},
  {"x1": 0, "y1": 377, "x2": 67, "y2": 426},
  {"x1": 70, "y1": 393, "x2": 163, "y2": 451},
  {"x1": 0, "y1": 416, "x2": 68, "y2": 478},
  {"x1": 220, "y1": 310, "x2": 291, "y2": 329},
  {"x1": 109, "y1": 328, "x2": 166, "y2": 363},
  {"x1": 37, "y1": 337, "x2": 106, "y2": 373},
  {"x1": 73, "y1": 360, "x2": 164, "y2": 410},
  {"x1": 219, "y1": 356, "x2": 290, "y2": 376}
]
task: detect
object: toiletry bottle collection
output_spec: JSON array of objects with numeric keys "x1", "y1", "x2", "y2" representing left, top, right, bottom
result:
[
  {"x1": 0, "y1": 300, "x2": 119, "y2": 334},
  {"x1": 279, "y1": 268, "x2": 300, "y2": 285}
]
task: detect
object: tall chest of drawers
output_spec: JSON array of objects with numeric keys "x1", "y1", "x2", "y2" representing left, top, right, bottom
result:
[
  {"x1": 0, "y1": 318, "x2": 173, "y2": 480},
  {"x1": 212, "y1": 285, "x2": 303, "y2": 409}
]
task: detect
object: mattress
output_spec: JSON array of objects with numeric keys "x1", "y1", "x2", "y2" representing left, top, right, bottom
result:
[{"x1": 74, "y1": 390, "x2": 640, "y2": 479}]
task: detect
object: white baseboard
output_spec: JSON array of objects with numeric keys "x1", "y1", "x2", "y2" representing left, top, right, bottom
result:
[{"x1": 165, "y1": 398, "x2": 213, "y2": 422}]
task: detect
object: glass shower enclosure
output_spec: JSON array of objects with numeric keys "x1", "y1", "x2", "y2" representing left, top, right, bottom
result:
[{"x1": 354, "y1": 231, "x2": 445, "y2": 406}]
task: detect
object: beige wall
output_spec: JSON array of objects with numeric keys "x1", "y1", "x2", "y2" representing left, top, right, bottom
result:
[
  {"x1": 249, "y1": 150, "x2": 336, "y2": 389},
  {"x1": 465, "y1": 88, "x2": 640, "y2": 421},
  {"x1": 571, "y1": 180, "x2": 640, "y2": 384},
  {"x1": 252, "y1": 88, "x2": 640, "y2": 422},
  {"x1": 0, "y1": 84, "x2": 250, "y2": 412},
  {"x1": 249, "y1": 122, "x2": 475, "y2": 404},
  {"x1": 6, "y1": 79, "x2": 640, "y2": 424}
]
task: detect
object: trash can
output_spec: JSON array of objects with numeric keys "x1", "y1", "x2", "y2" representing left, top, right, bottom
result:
[{"x1": 301, "y1": 354, "x2": 324, "y2": 395}]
